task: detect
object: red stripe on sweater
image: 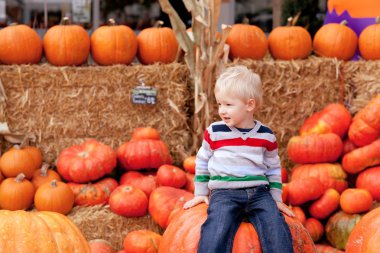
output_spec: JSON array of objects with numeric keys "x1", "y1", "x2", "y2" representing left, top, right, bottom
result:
[{"x1": 212, "y1": 138, "x2": 278, "y2": 151}]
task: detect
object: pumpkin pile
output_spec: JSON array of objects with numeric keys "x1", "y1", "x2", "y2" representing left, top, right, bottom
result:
[{"x1": 284, "y1": 93, "x2": 380, "y2": 252}]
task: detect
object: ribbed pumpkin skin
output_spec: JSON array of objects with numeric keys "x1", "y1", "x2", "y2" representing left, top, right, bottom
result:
[
  {"x1": 91, "y1": 24, "x2": 137, "y2": 65},
  {"x1": 346, "y1": 207, "x2": 380, "y2": 253},
  {"x1": 313, "y1": 23, "x2": 358, "y2": 60},
  {"x1": 359, "y1": 23, "x2": 380, "y2": 60},
  {"x1": 356, "y1": 166, "x2": 380, "y2": 200},
  {"x1": 57, "y1": 139, "x2": 117, "y2": 183},
  {"x1": 43, "y1": 24, "x2": 90, "y2": 66},
  {"x1": 326, "y1": 211, "x2": 362, "y2": 250},
  {"x1": 0, "y1": 24, "x2": 42, "y2": 64},
  {"x1": 137, "y1": 27, "x2": 178, "y2": 65},
  {"x1": 300, "y1": 103, "x2": 351, "y2": 138},
  {"x1": 226, "y1": 24, "x2": 268, "y2": 60},
  {"x1": 287, "y1": 133, "x2": 343, "y2": 164},
  {"x1": 268, "y1": 26, "x2": 312, "y2": 60},
  {"x1": 348, "y1": 94, "x2": 380, "y2": 147},
  {"x1": 0, "y1": 210, "x2": 91, "y2": 253},
  {"x1": 291, "y1": 163, "x2": 347, "y2": 193},
  {"x1": 342, "y1": 139, "x2": 380, "y2": 174},
  {"x1": 158, "y1": 204, "x2": 316, "y2": 253}
]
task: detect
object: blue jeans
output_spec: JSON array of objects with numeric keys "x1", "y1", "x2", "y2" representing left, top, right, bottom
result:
[{"x1": 197, "y1": 185, "x2": 293, "y2": 253}]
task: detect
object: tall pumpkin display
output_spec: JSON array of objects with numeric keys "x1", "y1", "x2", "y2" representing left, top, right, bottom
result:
[
  {"x1": 137, "y1": 21, "x2": 178, "y2": 65},
  {"x1": 0, "y1": 210, "x2": 91, "y2": 252},
  {"x1": 158, "y1": 204, "x2": 316, "y2": 253},
  {"x1": 0, "y1": 24, "x2": 42, "y2": 64},
  {"x1": 91, "y1": 19, "x2": 137, "y2": 65},
  {"x1": 226, "y1": 19, "x2": 268, "y2": 60},
  {"x1": 268, "y1": 17, "x2": 312, "y2": 60},
  {"x1": 313, "y1": 21, "x2": 357, "y2": 60},
  {"x1": 57, "y1": 139, "x2": 117, "y2": 183},
  {"x1": 43, "y1": 17, "x2": 90, "y2": 66}
]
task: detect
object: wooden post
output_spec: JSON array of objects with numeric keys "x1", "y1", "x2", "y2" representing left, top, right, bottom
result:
[{"x1": 273, "y1": 0, "x2": 284, "y2": 28}]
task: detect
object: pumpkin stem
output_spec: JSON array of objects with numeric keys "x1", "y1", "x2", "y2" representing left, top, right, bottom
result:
[
  {"x1": 60, "y1": 17, "x2": 70, "y2": 25},
  {"x1": 124, "y1": 186, "x2": 132, "y2": 192},
  {"x1": 154, "y1": 20, "x2": 164, "y2": 28},
  {"x1": 340, "y1": 20, "x2": 348, "y2": 26},
  {"x1": 15, "y1": 173, "x2": 26, "y2": 183},
  {"x1": 108, "y1": 18, "x2": 116, "y2": 26},
  {"x1": 40, "y1": 163, "x2": 50, "y2": 177},
  {"x1": 376, "y1": 17, "x2": 380, "y2": 24},
  {"x1": 50, "y1": 180, "x2": 58, "y2": 187},
  {"x1": 287, "y1": 17, "x2": 293, "y2": 26},
  {"x1": 242, "y1": 17, "x2": 250, "y2": 25},
  {"x1": 13, "y1": 144, "x2": 21, "y2": 150}
]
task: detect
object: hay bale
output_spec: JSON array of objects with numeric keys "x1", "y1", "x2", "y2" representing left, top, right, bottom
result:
[
  {"x1": 67, "y1": 205, "x2": 163, "y2": 251},
  {"x1": 0, "y1": 63, "x2": 192, "y2": 164}
]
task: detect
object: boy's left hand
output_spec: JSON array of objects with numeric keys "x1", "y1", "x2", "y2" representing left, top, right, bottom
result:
[{"x1": 276, "y1": 202, "x2": 295, "y2": 217}]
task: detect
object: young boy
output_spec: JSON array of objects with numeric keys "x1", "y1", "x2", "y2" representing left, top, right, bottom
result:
[{"x1": 184, "y1": 66, "x2": 295, "y2": 253}]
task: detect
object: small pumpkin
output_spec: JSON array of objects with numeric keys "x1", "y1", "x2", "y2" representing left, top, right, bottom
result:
[
  {"x1": 157, "y1": 164, "x2": 187, "y2": 188},
  {"x1": 43, "y1": 17, "x2": 90, "y2": 66},
  {"x1": 119, "y1": 171, "x2": 157, "y2": 197},
  {"x1": 89, "y1": 239, "x2": 115, "y2": 253},
  {"x1": 91, "y1": 19, "x2": 137, "y2": 65},
  {"x1": 0, "y1": 173, "x2": 35, "y2": 210},
  {"x1": 183, "y1": 156, "x2": 196, "y2": 174},
  {"x1": 57, "y1": 139, "x2": 117, "y2": 183},
  {"x1": 358, "y1": 17, "x2": 380, "y2": 60},
  {"x1": 268, "y1": 17, "x2": 312, "y2": 60},
  {"x1": 309, "y1": 188, "x2": 340, "y2": 220},
  {"x1": 340, "y1": 188, "x2": 373, "y2": 214},
  {"x1": 123, "y1": 230, "x2": 162, "y2": 253},
  {"x1": 184, "y1": 173, "x2": 195, "y2": 193},
  {"x1": 315, "y1": 244, "x2": 345, "y2": 253},
  {"x1": 290, "y1": 206, "x2": 306, "y2": 225},
  {"x1": 137, "y1": 21, "x2": 178, "y2": 65},
  {"x1": 356, "y1": 166, "x2": 380, "y2": 201},
  {"x1": 0, "y1": 210, "x2": 91, "y2": 252},
  {"x1": 34, "y1": 180, "x2": 74, "y2": 215},
  {"x1": 109, "y1": 185, "x2": 148, "y2": 217},
  {"x1": 287, "y1": 178, "x2": 325, "y2": 206},
  {"x1": 0, "y1": 24, "x2": 42, "y2": 64},
  {"x1": 226, "y1": 19, "x2": 268, "y2": 60},
  {"x1": 326, "y1": 211, "x2": 362, "y2": 250},
  {"x1": 32, "y1": 163, "x2": 62, "y2": 189},
  {"x1": 313, "y1": 20, "x2": 358, "y2": 60},
  {"x1": 132, "y1": 127, "x2": 161, "y2": 140},
  {"x1": 342, "y1": 139, "x2": 380, "y2": 174},
  {"x1": 0, "y1": 144, "x2": 42, "y2": 179},
  {"x1": 305, "y1": 218, "x2": 324, "y2": 242}
]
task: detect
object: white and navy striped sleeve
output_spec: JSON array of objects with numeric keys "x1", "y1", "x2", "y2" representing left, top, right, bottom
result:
[
  {"x1": 194, "y1": 127, "x2": 213, "y2": 196},
  {"x1": 263, "y1": 132, "x2": 283, "y2": 202}
]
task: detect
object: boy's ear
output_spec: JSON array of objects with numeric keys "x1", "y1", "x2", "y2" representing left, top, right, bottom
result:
[{"x1": 246, "y1": 99, "x2": 256, "y2": 111}]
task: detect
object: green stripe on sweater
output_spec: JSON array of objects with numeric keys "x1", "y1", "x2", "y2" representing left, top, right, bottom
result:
[
  {"x1": 269, "y1": 182, "x2": 282, "y2": 189},
  {"x1": 194, "y1": 175, "x2": 210, "y2": 182},
  {"x1": 210, "y1": 175, "x2": 268, "y2": 182}
]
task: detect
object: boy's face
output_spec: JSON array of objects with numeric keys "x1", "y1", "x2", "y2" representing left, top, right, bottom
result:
[{"x1": 215, "y1": 91, "x2": 256, "y2": 129}]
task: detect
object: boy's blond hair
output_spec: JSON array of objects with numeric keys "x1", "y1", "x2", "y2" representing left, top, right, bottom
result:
[{"x1": 215, "y1": 66, "x2": 263, "y2": 108}]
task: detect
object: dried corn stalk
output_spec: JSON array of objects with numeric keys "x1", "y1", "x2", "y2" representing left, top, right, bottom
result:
[{"x1": 159, "y1": 0, "x2": 231, "y2": 153}]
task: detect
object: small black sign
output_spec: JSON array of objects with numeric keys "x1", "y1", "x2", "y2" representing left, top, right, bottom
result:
[{"x1": 131, "y1": 86, "x2": 157, "y2": 105}]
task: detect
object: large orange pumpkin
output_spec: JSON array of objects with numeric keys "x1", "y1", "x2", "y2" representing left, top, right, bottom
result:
[
  {"x1": 137, "y1": 21, "x2": 178, "y2": 65},
  {"x1": 0, "y1": 210, "x2": 91, "y2": 252},
  {"x1": 0, "y1": 24, "x2": 42, "y2": 64},
  {"x1": 158, "y1": 204, "x2": 316, "y2": 253},
  {"x1": 287, "y1": 133, "x2": 343, "y2": 164},
  {"x1": 226, "y1": 22, "x2": 268, "y2": 60},
  {"x1": 356, "y1": 166, "x2": 380, "y2": 200},
  {"x1": 346, "y1": 207, "x2": 380, "y2": 252},
  {"x1": 348, "y1": 93, "x2": 380, "y2": 147},
  {"x1": 91, "y1": 19, "x2": 137, "y2": 65},
  {"x1": 57, "y1": 139, "x2": 117, "y2": 183},
  {"x1": 300, "y1": 103, "x2": 351, "y2": 138},
  {"x1": 291, "y1": 163, "x2": 348, "y2": 193},
  {"x1": 358, "y1": 18, "x2": 380, "y2": 60},
  {"x1": 313, "y1": 21, "x2": 358, "y2": 60},
  {"x1": 43, "y1": 17, "x2": 90, "y2": 66},
  {"x1": 268, "y1": 18, "x2": 312, "y2": 60}
]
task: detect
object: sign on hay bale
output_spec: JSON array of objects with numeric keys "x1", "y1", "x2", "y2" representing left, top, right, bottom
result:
[
  {"x1": 68, "y1": 205, "x2": 163, "y2": 250},
  {"x1": 0, "y1": 63, "x2": 192, "y2": 164}
]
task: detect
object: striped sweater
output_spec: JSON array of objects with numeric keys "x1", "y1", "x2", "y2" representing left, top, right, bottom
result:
[{"x1": 194, "y1": 120, "x2": 283, "y2": 202}]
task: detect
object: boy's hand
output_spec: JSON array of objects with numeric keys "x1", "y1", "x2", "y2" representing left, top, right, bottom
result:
[
  {"x1": 276, "y1": 202, "x2": 295, "y2": 217},
  {"x1": 184, "y1": 196, "x2": 209, "y2": 209}
]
